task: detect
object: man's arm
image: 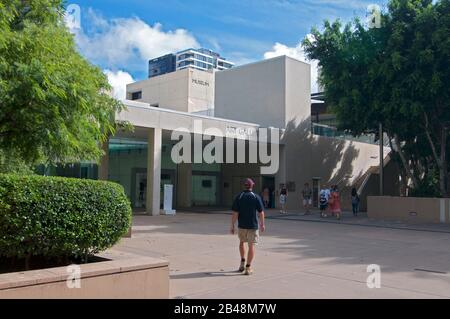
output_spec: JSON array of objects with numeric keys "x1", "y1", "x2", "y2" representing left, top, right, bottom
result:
[
  {"x1": 231, "y1": 212, "x2": 238, "y2": 234},
  {"x1": 259, "y1": 211, "x2": 265, "y2": 232}
]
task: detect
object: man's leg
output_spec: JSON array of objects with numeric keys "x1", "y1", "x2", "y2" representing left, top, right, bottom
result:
[
  {"x1": 239, "y1": 241, "x2": 246, "y2": 259},
  {"x1": 239, "y1": 241, "x2": 246, "y2": 272},
  {"x1": 247, "y1": 243, "x2": 255, "y2": 266},
  {"x1": 244, "y1": 243, "x2": 255, "y2": 275}
]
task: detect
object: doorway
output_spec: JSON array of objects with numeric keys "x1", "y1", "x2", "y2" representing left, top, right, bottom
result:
[
  {"x1": 262, "y1": 176, "x2": 276, "y2": 209},
  {"x1": 312, "y1": 178, "x2": 321, "y2": 208},
  {"x1": 192, "y1": 174, "x2": 219, "y2": 206}
]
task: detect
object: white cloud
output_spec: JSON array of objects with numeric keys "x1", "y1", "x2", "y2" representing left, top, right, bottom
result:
[
  {"x1": 264, "y1": 39, "x2": 320, "y2": 93},
  {"x1": 73, "y1": 10, "x2": 199, "y2": 72},
  {"x1": 104, "y1": 70, "x2": 135, "y2": 100}
]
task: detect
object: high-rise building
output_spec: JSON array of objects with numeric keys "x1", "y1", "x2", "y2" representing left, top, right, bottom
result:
[
  {"x1": 148, "y1": 54, "x2": 176, "y2": 78},
  {"x1": 148, "y1": 48, "x2": 234, "y2": 78}
]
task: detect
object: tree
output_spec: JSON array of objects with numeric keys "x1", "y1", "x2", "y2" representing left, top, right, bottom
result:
[
  {"x1": 303, "y1": 0, "x2": 450, "y2": 197},
  {"x1": 0, "y1": 0, "x2": 125, "y2": 167}
]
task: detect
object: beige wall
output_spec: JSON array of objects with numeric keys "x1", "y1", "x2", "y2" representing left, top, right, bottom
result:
[
  {"x1": 278, "y1": 119, "x2": 392, "y2": 211},
  {"x1": 215, "y1": 56, "x2": 311, "y2": 129},
  {"x1": 215, "y1": 56, "x2": 287, "y2": 128},
  {"x1": 0, "y1": 255, "x2": 169, "y2": 299},
  {"x1": 126, "y1": 68, "x2": 214, "y2": 113},
  {"x1": 359, "y1": 159, "x2": 400, "y2": 211},
  {"x1": 285, "y1": 57, "x2": 311, "y2": 126},
  {"x1": 368, "y1": 196, "x2": 450, "y2": 224}
]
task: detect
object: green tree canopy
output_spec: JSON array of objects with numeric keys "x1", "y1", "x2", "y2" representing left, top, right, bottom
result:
[
  {"x1": 303, "y1": 0, "x2": 450, "y2": 197},
  {"x1": 0, "y1": 0, "x2": 124, "y2": 168}
]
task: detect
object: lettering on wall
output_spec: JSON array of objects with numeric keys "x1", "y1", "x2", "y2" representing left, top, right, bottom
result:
[
  {"x1": 226, "y1": 126, "x2": 255, "y2": 138},
  {"x1": 192, "y1": 79, "x2": 210, "y2": 87}
]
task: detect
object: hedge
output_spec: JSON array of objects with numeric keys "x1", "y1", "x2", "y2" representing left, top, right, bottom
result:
[{"x1": 0, "y1": 174, "x2": 132, "y2": 261}]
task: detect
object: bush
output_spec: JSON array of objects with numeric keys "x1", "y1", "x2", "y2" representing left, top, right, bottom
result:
[
  {"x1": 0, "y1": 149, "x2": 34, "y2": 175},
  {"x1": 409, "y1": 169, "x2": 441, "y2": 198},
  {"x1": 0, "y1": 174, "x2": 131, "y2": 262}
]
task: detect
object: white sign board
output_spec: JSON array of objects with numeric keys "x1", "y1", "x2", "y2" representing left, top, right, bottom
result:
[{"x1": 163, "y1": 184, "x2": 176, "y2": 215}]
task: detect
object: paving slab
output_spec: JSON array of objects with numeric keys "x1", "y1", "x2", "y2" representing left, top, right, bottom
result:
[{"x1": 112, "y1": 212, "x2": 450, "y2": 299}]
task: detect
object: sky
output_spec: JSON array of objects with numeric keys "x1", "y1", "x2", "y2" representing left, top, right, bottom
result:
[{"x1": 67, "y1": 0, "x2": 387, "y2": 98}]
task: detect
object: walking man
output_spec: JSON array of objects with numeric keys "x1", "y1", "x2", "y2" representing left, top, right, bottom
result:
[{"x1": 231, "y1": 178, "x2": 265, "y2": 275}]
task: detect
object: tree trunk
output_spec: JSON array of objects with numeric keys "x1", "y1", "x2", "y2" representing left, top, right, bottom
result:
[
  {"x1": 439, "y1": 127, "x2": 448, "y2": 197},
  {"x1": 424, "y1": 113, "x2": 449, "y2": 197},
  {"x1": 393, "y1": 134, "x2": 419, "y2": 189},
  {"x1": 388, "y1": 135, "x2": 408, "y2": 196}
]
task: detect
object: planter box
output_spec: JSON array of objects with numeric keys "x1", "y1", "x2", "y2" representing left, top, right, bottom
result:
[
  {"x1": 368, "y1": 196, "x2": 450, "y2": 224},
  {"x1": 0, "y1": 251, "x2": 169, "y2": 299}
]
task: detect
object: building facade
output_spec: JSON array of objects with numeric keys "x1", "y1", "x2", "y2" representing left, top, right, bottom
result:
[
  {"x1": 44, "y1": 55, "x2": 398, "y2": 215},
  {"x1": 148, "y1": 54, "x2": 176, "y2": 78},
  {"x1": 148, "y1": 48, "x2": 234, "y2": 78},
  {"x1": 127, "y1": 67, "x2": 215, "y2": 114}
]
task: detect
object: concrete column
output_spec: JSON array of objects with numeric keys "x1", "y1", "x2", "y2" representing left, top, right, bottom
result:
[
  {"x1": 146, "y1": 128, "x2": 162, "y2": 216},
  {"x1": 275, "y1": 145, "x2": 286, "y2": 209},
  {"x1": 99, "y1": 139, "x2": 109, "y2": 181},
  {"x1": 177, "y1": 163, "x2": 192, "y2": 208}
]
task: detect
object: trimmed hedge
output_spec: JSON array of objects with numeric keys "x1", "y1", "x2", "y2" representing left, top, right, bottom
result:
[{"x1": 0, "y1": 174, "x2": 131, "y2": 260}]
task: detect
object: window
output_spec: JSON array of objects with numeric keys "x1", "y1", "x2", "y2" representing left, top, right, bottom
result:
[
  {"x1": 178, "y1": 53, "x2": 193, "y2": 61},
  {"x1": 178, "y1": 60, "x2": 194, "y2": 68},
  {"x1": 202, "y1": 180, "x2": 212, "y2": 188},
  {"x1": 131, "y1": 91, "x2": 142, "y2": 100},
  {"x1": 195, "y1": 61, "x2": 207, "y2": 69}
]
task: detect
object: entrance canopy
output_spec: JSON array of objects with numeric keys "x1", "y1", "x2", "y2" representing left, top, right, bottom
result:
[{"x1": 102, "y1": 100, "x2": 282, "y2": 215}]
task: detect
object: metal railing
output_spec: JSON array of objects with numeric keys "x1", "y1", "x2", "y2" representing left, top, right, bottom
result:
[{"x1": 311, "y1": 122, "x2": 389, "y2": 146}]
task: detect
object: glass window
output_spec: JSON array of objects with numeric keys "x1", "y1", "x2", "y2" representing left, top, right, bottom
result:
[{"x1": 131, "y1": 91, "x2": 142, "y2": 100}]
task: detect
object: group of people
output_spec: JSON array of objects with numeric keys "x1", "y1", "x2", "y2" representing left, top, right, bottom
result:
[
  {"x1": 318, "y1": 184, "x2": 342, "y2": 219},
  {"x1": 230, "y1": 178, "x2": 361, "y2": 275},
  {"x1": 317, "y1": 185, "x2": 360, "y2": 219},
  {"x1": 277, "y1": 182, "x2": 361, "y2": 219}
]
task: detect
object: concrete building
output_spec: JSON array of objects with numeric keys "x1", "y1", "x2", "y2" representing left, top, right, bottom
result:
[
  {"x1": 148, "y1": 48, "x2": 233, "y2": 79},
  {"x1": 47, "y1": 55, "x2": 398, "y2": 215},
  {"x1": 148, "y1": 54, "x2": 176, "y2": 78},
  {"x1": 127, "y1": 67, "x2": 215, "y2": 114},
  {"x1": 215, "y1": 56, "x2": 397, "y2": 211},
  {"x1": 176, "y1": 48, "x2": 234, "y2": 72},
  {"x1": 215, "y1": 56, "x2": 311, "y2": 129}
]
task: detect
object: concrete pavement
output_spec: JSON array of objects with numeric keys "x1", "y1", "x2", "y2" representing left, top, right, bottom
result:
[{"x1": 112, "y1": 212, "x2": 450, "y2": 299}]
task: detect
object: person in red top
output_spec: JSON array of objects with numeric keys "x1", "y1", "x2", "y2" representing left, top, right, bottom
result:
[{"x1": 328, "y1": 185, "x2": 342, "y2": 220}]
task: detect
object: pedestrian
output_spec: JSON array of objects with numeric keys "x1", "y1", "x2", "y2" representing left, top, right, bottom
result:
[
  {"x1": 302, "y1": 183, "x2": 313, "y2": 215},
  {"x1": 351, "y1": 187, "x2": 360, "y2": 216},
  {"x1": 231, "y1": 178, "x2": 265, "y2": 275},
  {"x1": 262, "y1": 187, "x2": 270, "y2": 208},
  {"x1": 329, "y1": 185, "x2": 342, "y2": 220},
  {"x1": 319, "y1": 184, "x2": 330, "y2": 218},
  {"x1": 279, "y1": 185, "x2": 288, "y2": 214}
]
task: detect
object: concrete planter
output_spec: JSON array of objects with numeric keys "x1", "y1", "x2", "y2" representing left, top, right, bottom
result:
[
  {"x1": 0, "y1": 251, "x2": 169, "y2": 299},
  {"x1": 368, "y1": 196, "x2": 450, "y2": 224}
]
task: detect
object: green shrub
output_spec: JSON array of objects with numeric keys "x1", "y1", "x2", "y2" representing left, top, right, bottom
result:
[{"x1": 0, "y1": 174, "x2": 131, "y2": 261}]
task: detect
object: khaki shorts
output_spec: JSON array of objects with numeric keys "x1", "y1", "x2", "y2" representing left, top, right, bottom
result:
[{"x1": 238, "y1": 228, "x2": 259, "y2": 244}]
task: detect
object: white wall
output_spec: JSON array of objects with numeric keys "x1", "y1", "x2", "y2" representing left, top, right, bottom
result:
[
  {"x1": 126, "y1": 68, "x2": 214, "y2": 113},
  {"x1": 285, "y1": 56, "x2": 311, "y2": 126},
  {"x1": 215, "y1": 56, "x2": 311, "y2": 129},
  {"x1": 215, "y1": 56, "x2": 286, "y2": 128}
]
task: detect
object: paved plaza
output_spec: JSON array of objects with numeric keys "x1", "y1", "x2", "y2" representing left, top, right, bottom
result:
[{"x1": 113, "y1": 211, "x2": 450, "y2": 299}]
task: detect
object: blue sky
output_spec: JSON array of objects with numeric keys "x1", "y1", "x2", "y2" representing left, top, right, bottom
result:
[{"x1": 69, "y1": 0, "x2": 386, "y2": 97}]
